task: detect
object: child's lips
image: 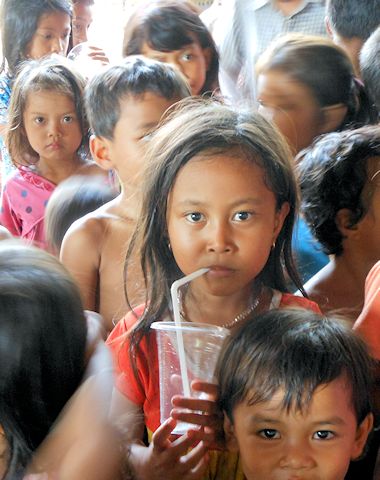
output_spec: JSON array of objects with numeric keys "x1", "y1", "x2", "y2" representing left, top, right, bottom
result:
[
  {"x1": 47, "y1": 142, "x2": 62, "y2": 150},
  {"x1": 207, "y1": 265, "x2": 235, "y2": 277}
]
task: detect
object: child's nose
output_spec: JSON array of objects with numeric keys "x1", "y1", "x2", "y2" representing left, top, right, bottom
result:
[
  {"x1": 51, "y1": 37, "x2": 65, "y2": 55},
  {"x1": 279, "y1": 440, "x2": 316, "y2": 470},
  {"x1": 206, "y1": 222, "x2": 233, "y2": 254},
  {"x1": 48, "y1": 121, "x2": 62, "y2": 137}
]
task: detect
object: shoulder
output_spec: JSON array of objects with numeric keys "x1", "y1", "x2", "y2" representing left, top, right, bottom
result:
[{"x1": 280, "y1": 292, "x2": 322, "y2": 314}]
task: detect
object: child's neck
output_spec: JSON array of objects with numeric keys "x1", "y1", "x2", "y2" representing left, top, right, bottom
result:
[
  {"x1": 182, "y1": 282, "x2": 264, "y2": 329},
  {"x1": 117, "y1": 181, "x2": 142, "y2": 221},
  {"x1": 36, "y1": 153, "x2": 84, "y2": 185}
]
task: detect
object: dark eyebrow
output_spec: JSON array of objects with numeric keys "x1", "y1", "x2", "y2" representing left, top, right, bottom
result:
[{"x1": 176, "y1": 198, "x2": 264, "y2": 208}]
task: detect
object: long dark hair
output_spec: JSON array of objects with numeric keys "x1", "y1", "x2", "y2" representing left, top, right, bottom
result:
[
  {"x1": 124, "y1": 98, "x2": 303, "y2": 380},
  {"x1": 122, "y1": 0, "x2": 219, "y2": 95},
  {"x1": 0, "y1": 241, "x2": 87, "y2": 479}
]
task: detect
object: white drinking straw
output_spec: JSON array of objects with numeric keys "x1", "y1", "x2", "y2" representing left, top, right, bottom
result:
[{"x1": 170, "y1": 268, "x2": 209, "y2": 398}]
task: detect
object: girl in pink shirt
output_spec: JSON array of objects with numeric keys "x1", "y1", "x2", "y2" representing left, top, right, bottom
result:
[{"x1": 0, "y1": 56, "x2": 103, "y2": 249}]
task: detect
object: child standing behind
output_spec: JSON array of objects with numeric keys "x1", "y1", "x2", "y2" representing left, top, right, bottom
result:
[
  {"x1": 107, "y1": 99, "x2": 321, "y2": 480},
  {"x1": 0, "y1": 57, "x2": 103, "y2": 250},
  {"x1": 122, "y1": 0, "x2": 219, "y2": 96},
  {"x1": 217, "y1": 309, "x2": 374, "y2": 480},
  {"x1": 298, "y1": 126, "x2": 380, "y2": 321},
  {"x1": 60, "y1": 57, "x2": 191, "y2": 332}
]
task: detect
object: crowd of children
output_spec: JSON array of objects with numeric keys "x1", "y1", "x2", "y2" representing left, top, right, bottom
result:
[{"x1": 0, "y1": 0, "x2": 379, "y2": 478}]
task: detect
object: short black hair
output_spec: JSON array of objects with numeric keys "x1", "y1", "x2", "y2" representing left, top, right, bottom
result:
[
  {"x1": 326, "y1": 0, "x2": 380, "y2": 40},
  {"x1": 85, "y1": 56, "x2": 191, "y2": 139},
  {"x1": 297, "y1": 126, "x2": 380, "y2": 256},
  {"x1": 217, "y1": 309, "x2": 374, "y2": 425},
  {"x1": 0, "y1": 0, "x2": 72, "y2": 75},
  {"x1": 360, "y1": 26, "x2": 380, "y2": 113}
]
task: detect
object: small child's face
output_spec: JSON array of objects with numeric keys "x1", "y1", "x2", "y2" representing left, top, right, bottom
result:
[
  {"x1": 25, "y1": 11, "x2": 71, "y2": 59},
  {"x1": 72, "y1": 2, "x2": 94, "y2": 46},
  {"x1": 225, "y1": 377, "x2": 372, "y2": 480},
  {"x1": 257, "y1": 70, "x2": 322, "y2": 154},
  {"x1": 141, "y1": 41, "x2": 210, "y2": 95},
  {"x1": 23, "y1": 90, "x2": 83, "y2": 163},
  {"x1": 101, "y1": 93, "x2": 179, "y2": 185}
]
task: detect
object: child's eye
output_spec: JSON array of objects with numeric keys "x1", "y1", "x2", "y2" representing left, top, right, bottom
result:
[
  {"x1": 34, "y1": 116, "x2": 44, "y2": 124},
  {"x1": 185, "y1": 212, "x2": 204, "y2": 223},
  {"x1": 258, "y1": 429, "x2": 280, "y2": 440},
  {"x1": 182, "y1": 52, "x2": 193, "y2": 61},
  {"x1": 62, "y1": 115, "x2": 74, "y2": 123},
  {"x1": 44, "y1": 34, "x2": 53, "y2": 40},
  {"x1": 313, "y1": 430, "x2": 334, "y2": 440},
  {"x1": 233, "y1": 211, "x2": 252, "y2": 221}
]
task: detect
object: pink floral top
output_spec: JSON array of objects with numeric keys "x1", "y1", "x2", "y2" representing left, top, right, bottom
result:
[{"x1": 0, "y1": 166, "x2": 55, "y2": 249}]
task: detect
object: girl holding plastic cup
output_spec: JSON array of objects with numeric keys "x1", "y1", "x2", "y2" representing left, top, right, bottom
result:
[{"x1": 107, "y1": 98, "x2": 321, "y2": 480}]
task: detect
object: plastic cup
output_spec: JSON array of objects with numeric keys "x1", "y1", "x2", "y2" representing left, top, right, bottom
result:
[
  {"x1": 151, "y1": 321, "x2": 230, "y2": 435},
  {"x1": 67, "y1": 42, "x2": 105, "y2": 79}
]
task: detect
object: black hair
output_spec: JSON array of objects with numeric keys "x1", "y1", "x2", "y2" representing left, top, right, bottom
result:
[
  {"x1": 0, "y1": 241, "x2": 87, "y2": 479},
  {"x1": 217, "y1": 308, "x2": 374, "y2": 425},
  {"x1": 360, "y1": 26, "x2": 380, "y2": 114},
  {"x1": 0, "y1": 0, "x2": 72, "y2": 76},
  {"x1": 45, "y1": 175, "x2": 117, "y2": 255},
  {"x1": 122, "y1": 0, "x2": 219, "y2": 95},
  {"x1": 85, "y1": 56, "x2": 191, "y2": 139},
  {"x1": 297, "y1": 126, "x2": 380, "y2": 256},
  {"x1": 326, "y1": 0, "x2": 380, "y2": 40}
]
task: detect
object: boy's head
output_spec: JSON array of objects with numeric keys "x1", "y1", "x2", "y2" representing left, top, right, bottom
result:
[
  {"x1": 360, "y1": 26, "x2": 380, "y2": 114},
  {"x1": 297, "y1": 126, "x2": 380, "y2": 257},
  {"x1": 216, "y1": 309, "x2": 374, "y2": 480},
  {"x1": 325, "y1": 0, "x2": 380, "y2": 75},
  {"x1": 85, "y1": 56, "x2": 191, "y2": 181}
]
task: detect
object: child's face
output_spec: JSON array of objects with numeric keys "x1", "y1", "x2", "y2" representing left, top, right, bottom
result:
[
  {"x1": 23, "y1": 90, "x2": 82, "y2": 163},
  {"x1": 225, "y1": 377, "x2": 372, "y2": 480},
  {"x1": 166, "y1": 154, "x2": 289, "y2": 297},
  {"x1": 72, "y1": 2, "x2": 94, "y2": 46},
  {"x1": 97, "y1": 93, "x2": 180, "y2": 185},
  {"x1": 25, "y1": 11, "x2": 71, "y2": 59},
  {"x1": 257, "y1": 70, "x2": 323, "y2": 154},
  {"x1": 141, "y1": 41, "x2": 210, "y2": 95}
]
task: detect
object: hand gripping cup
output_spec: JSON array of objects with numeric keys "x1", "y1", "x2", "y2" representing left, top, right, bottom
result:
[
  {"x1": 151, "y1": 321, "x2": 229, "y2": 435},
  {"x1": 151, "y1": 268, "x2": 230, "y2": 435}
]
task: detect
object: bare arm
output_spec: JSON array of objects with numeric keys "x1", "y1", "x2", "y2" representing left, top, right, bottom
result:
[{"x1": 60, "y1": 217, "x2": 102, "y2": 312}]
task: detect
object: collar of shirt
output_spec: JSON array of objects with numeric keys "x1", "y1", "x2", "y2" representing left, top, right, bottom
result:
[{"x1": 252, "y1": 0, "x2": 324, "y2": 11}]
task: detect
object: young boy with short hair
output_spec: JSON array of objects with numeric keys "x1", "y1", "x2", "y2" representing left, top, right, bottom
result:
[
  {"x1": 297, "y1": 126, "x2": 380, "y2": 321},
  {"x1": 217, "y1": 308, "x2": 374, "y2": 480},
  {"x1": 60, "y1": 57, "x2": 190, "y2": 331}
]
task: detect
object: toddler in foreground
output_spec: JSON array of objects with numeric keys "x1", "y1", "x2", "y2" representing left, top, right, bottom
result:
[{"x1": 217, "y1": 308, "x2": 374, "y2": 480}]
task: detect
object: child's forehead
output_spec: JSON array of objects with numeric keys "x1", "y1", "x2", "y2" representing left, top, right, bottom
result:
[{"x1": 239, "y1": 377, "x2": 355, "y2": 418}]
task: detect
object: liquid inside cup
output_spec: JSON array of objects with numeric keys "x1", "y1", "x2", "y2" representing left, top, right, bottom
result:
[{"x1": 151, "y1": 321, "x2": 229, "y2": 435}]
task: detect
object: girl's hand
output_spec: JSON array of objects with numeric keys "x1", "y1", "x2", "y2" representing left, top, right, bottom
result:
[
  {"x1": 170, "y1": 381, "x2": 225, "y2": 450},
  {"x1": 86, "y1": 45, "x2": 110, "y2": 65},
  {"x1": 132, "y1": 418, "x2": 209, "y2": 480}
]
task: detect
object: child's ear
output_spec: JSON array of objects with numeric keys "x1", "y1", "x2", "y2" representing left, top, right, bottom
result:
[
  {"x1": 89, "y1": 135, "x2": 114, "y2": 171},
  {"x1": 351, "y1": 413, "x2": 374, "y2": 460},
  {"x1": 223, "y1": 414, "x2": 239, "y2": 453},
  {"x1": 335, "y1": 208, "x2": 358, "y2": 238},
  {"x1": 273, "y1": 202, "x2": 290, "y2": 242},
  {"x1": 319, "y1": 104, "x2": 348, "y2": 134}
]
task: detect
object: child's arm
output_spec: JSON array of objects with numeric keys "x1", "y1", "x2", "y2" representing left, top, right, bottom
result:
[
  {"x1": 0, "y1": 182, "x2": 22, "y2": 237},
  {"x1": 110, "y1": 389, "x2": 209, "y2": 480},
  {"x1": 60, "y1": 217, "x2": 102, "y2": 312}
]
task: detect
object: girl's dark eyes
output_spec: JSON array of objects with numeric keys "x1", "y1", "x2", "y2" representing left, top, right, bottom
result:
[
  {"x1": 185, "y1": 212, "x2": 204, "y2": 223},
  {"x1": 258, "y1": 429, "x2": 280, "y2": 439}
]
